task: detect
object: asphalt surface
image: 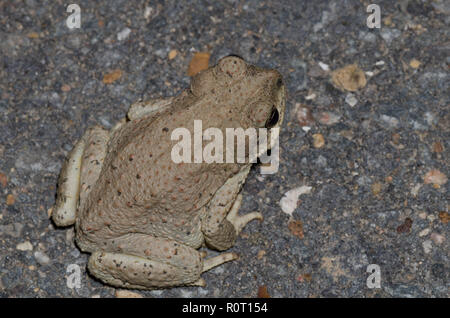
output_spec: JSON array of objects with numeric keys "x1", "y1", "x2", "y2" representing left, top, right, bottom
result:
[{"x1": 0, "y1": 0, "x2": 448, "y2": 297}]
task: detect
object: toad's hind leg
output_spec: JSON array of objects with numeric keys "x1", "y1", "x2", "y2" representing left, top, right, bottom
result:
[
  {"x1": 86, "y1": 234, "x2": 237, "y2": 289},
  {"x1": 52, "y1": 126, "x2": 109, "y2": 227}
]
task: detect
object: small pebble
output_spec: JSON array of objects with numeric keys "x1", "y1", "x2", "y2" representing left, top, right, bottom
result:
[
  {"x1": 423, "y1": 169, "x2": 447, "y2": 186},
  {"x1": 295, "y1": 103, "x2": 315, "y2": 127},
  {"x1": 34, "y1": 251, "x2": 50, "y2": 265},
  {"x1": 422, "y1": 240, "x2": 432, "y2": 254},
  {"x1": 0, "y1": 172, "x2": 7, "y2": 187},
  {"x1": 317, "y1": 112, "x2": 341, "y2": 125},
  {"x1": 438, "y1": 212, "x2": 449, "y2": 224},
  {"x1": 180, "y1": 289, "x2": 194, "y2": 298},
  {"x1": 312, "y1": 133, "x2": 325, "y2": 148},
  {"x1": 345, "y1": 93, "x2": 358, "y2": 107},
  {"x1": 305, "y1": 93, "x2": 316, "y2": 100},
  {"x1": 331, "y1": 64, "x2": 367, "y2": 91},
  {"x1": 280, "y1": 186, "x2": 312, "y2": 216},
  {"x1": 409, "y1": 59, "x2": 421, "y2": 69},
  {"x1": 6, "y1": 194, "x2": 15, "y2": 205},
  {"x1": 318, "y1": 62, "x2": 329, "y2": 71},
  {"x1": 115, "y1": 290, "x2": 143, "y2": 298},
  {"x1": 168, "y1": 49, "x2": 177, "y2": 60},
  {"x1": 117, "y1": 28, "x2": 131, "y2": 41},
  {"x1": 16, "y1": 241, "x2": 33, "y2": 251},
  {"x1": 410, "y1": 183, "x2": 422, "y2": 197},
  {"x1": 144, "y1": 6, "x2": 154, "y2": 19},
  {"x1": 380, "y1": 114, "x2": 399, "y2": 128},
  {"x1": 418, "y1": 228, "x2": 431, "y2": 237},
  {"x1": 430, "y1": 233, "x2": 444, "y2": 245},
  {"x1": 257, "y1": 250, "x2": 266, "y2": 260}
]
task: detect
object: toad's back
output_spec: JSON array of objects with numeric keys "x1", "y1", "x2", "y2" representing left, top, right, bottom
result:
[{"x1": 75, "y1": 93, "x2": 243, "y2": 249}]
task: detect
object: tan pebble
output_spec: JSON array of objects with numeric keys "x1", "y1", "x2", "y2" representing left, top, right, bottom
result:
[
  {"x1": 61, "y1": 84, "x2": 71, "y2": 92},
  {"x1": 0, "y1": 172, "x2": 7, "y2": 187},
  {"x1": 6, "y1": 194, "x2": 15, "y2": 205},
  {"x1": 438, "y1": 211, "x2": 449, "y2": 224},
  {"x1": 27, "y1": 32, "x2": 39, "y2": 39},
  {"x1": 168, "y1": 49, "x2": 177, "y2": 60},
  {"x1": 423, "y1": 169, "x2": 447, "y2": 186},
  {"x1": 430, "y1": 233, "x2": 444, "y2": 245},
  {"x1": 371, "y1": 182, "x2": 382, "y2": 196},
  {"x1": 392, "y1": 133, "x2": 401, "y2": 145},
  {"x1": 432, "y1": 141, "x2": 443, "y2": 153},
  {"x1": 409, "y1": 59, "x2": 421, "y2": 69},
  {"x1": 331, "y1": 64, "x2": 367, "y2": 92},
  {"x1": 103, "y1": 69, "x2": 123, "y2": 84},
  {"x1": 312, "y1": 133, "x2": 325, "y2": 148},
  {"x1": 288, "y1": 219, "x2": 304, "y2": 239},
  {"x1": 257, "y1": 285, "x2": 270, "y2": 298},
  {"x1": 115, "y1": 290, "x2": 143, "y2": 298},
  {"x1": 257, "y1": 250, "x2": 266, "y2": 260}
]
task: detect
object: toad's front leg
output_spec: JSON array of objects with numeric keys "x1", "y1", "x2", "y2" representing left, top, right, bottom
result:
[{"x1": 201, "y1": 166, "x2": 263, "y2": 251}]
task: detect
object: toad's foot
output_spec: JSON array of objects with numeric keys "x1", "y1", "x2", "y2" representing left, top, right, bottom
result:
[
  {"x1": 202, "y1": 252, "x2": 239, "y2": 272},
  {"x1": 226, "y1": 194, "x2": 263, "y2": 234},
  {"x1": 188, "y1": 252, "x2": 239, "y2": 287}
]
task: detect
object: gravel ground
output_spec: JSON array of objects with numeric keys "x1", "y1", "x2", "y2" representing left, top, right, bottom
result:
[{"x1": 0, "y1": 0, "x2": 448, "y2": 298}]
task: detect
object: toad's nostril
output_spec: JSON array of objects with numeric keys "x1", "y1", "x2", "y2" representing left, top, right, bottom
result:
[{"x1": 265, "y1": 107, "x2": 279, "y2": 128}]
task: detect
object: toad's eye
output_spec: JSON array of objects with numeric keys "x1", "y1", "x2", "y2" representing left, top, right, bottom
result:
[
  {"x1": 276, "y1": 78, "x2": 283, "y2": 88},
  {"x1": 265, "y1": 107, "x2": 279, "y2": 128},
  {"x1": 225, "y1": 54, "x2": 244, "y2": 60}
]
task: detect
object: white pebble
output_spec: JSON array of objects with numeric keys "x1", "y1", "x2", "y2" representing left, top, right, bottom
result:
[
  {"x1": 422, "y1": 240, "x2": 432, "y2": 254},
  {"x1": 16, "y1": 241, "x2": 33, "y2": 251},
  {"x1": 305, "y1": 93, "x2": 316, "y2": 100},
  {"x1": 302, "y1": 126, "x2": 311, "y2": 132},
  {"x1": 117, "y1": 28, "x2": 131, "y2": 41},
  {"x1": 345, "y1": 93, "x2": 358, "y2": 107},
  {"x1": 318, "y1": 61, "x2": 329, "y2": 71},
  {"x1": 410, "y1": 183, "x2": 422, "y2": 197},
  {"x1": 34, "y1": 251, "x2": 50, "y2": 265},
  {"x1": 179, "y1": 289, "x2": 193, "y2": 298},
  {"x1": 380, "y1": 114, "x2": 399, "y2": 128},
  {"x1": 418, "y1": 228, "x2": 431, "y2": 237},
  {"x1": 144, "y1": 6, "x2": 154, "y2": 19},
  {"x1": 280, "y1": 186, "x2": 312, "y2": 216}
]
